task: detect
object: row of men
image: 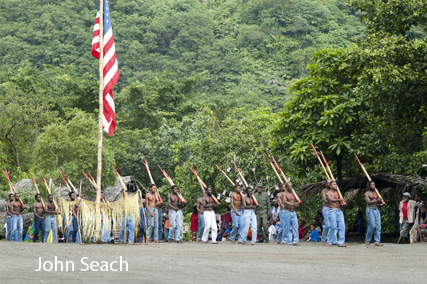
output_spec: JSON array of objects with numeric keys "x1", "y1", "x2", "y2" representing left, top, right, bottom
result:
[{"x1": 4, "y1": 180, "x2": 386, "y2": 245}]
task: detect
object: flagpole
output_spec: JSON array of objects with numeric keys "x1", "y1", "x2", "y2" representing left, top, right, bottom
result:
[{"x1": 95, "y1": 0, "x2": 104, "y2": 241}]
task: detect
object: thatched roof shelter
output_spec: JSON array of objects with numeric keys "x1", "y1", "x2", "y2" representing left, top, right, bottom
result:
[{"x1": 297, "y1": 174, "x2": 427, "y2": 207}]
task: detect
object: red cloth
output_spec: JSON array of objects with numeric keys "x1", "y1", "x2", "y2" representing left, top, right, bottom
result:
[
  {"x1": 221, "y1": 213, "x2": 232, "y2": 228},
  {"x1": 190, "y1": 213, "x2": 198, "y2": 232},
  {"x1": 402, "y1": 202, "x2": 408, "y2": 219},
  {"x1": 298, "y1": 225, "x2": 305, "y2": 239}
]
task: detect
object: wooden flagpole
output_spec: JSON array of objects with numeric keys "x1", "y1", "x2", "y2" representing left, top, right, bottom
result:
[{"x1": 95, "y1": 0, "x2": 104, "y2": 241}]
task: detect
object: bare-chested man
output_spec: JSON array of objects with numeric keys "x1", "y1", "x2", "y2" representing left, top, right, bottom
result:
[
  {"x1": 321, "y1": 179, "x2": 332, "y2": 245},
  {"x1": 44, "y1": 194, "x2": 59, "y2": 243},
  {"x1": 33, "y1": 193, "x2": 46, "y2": 243},
  {"x1": 202, "y1": 187, "x2": 220, "y2": 244},
  {"x1": 230, "y1": 184, "x2": 244, "y2": 243},
  {"x1": 364, "y1": 181, "x2": 384, "y2": 247},
  {"x1": 10, "y1": 193, "x2": 26, "y2": 242},
  {"x1": 6, "y1": 193, "x2": 14, "y2": 241},
  {"x1": 65, "y1": 191, "x2": 77, "y2": 243},
  {"x1": 326, "y1": 181, "x2": 347, "y2": 247},
  {"x1": 168, "y1": 186, "x2": 186, "y2": 243},
  {"x1": 278, "y1": 182, "x2": 300, "y2": 245},
  {"x1": 146, "y1": 184, "x2": 163, "y2": 243},
  {"x1": 196, "y1": 190, "x2": 206, "y2": 242},
  {"x1": 241, "y1": 187, "x2": 259, "y2": 245}
]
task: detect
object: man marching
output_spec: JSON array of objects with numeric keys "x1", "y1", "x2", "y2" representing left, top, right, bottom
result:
[
  {"x1": 230, "y1": 184, "x2": 244, "y2": 244},
  {"x1": 44, "y1": 194, "x2": 59, "y2": 243},
  {"x1": 326, "y1": 181, "x2": 347, "y2": 247},
  {"x1": 321, "y1": 179, "x2": 332, "y2": 245},
  {"x1": 254, "y1": 184, "x2": 270, "y2": 243},
  {"x1": 6, "y1": 193, "x2": 14, "y2": 241},
  {"x1": 242, "y1": 187, "x2": 259, "y2": 245},
  {"x1": 146, "y1": 184, "x2": 161, "y2": 243},
  {"x1": 168, "y1": 186, "x2": 186, "y2": 243},
  {"x1": 278, "y1": 182, "x2": 300, "y2": 246},
  {"x1": 202, "y1": 187, "x2": 220, "y2": 244},
  {"x1": 364, "y1": 181, "x2": 384, "y2": 246},
  {"x1": 11, "y1": 193, "x2": 26, "y2": 242},
  {"x1": 33, "y1": 194, "x2": 46, "y2": 243},
  {"x1": 196, "y1": 189, "x2": 206, "y2": 242}
]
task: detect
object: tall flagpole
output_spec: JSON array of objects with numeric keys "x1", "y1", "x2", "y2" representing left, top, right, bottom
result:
[{"x1": 95, "y1": 0, "x2": 104, "y2": 241}]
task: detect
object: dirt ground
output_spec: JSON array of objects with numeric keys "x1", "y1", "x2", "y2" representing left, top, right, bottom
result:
[{"x1": 0, "y1": 240, "x2": 424, "y2": 283}]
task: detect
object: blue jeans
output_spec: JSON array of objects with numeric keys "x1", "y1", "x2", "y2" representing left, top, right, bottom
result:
[
  {"x1": 230, "y1": 209, "x2": 243, "y2": 242},
  {"x1": 164, "y1": 228, "x2": 169, "y2": 241},
  {"x1": 242, "y1": 209, "x2": 257, "y2": 244},
  {"x1": 197, "y1": 212, "x2": 205, "y2": 240},
  {"x1": 71, "y1": 216, "x2": 79, "y2": 243},
  {"x1": 33, "y1": 216, "x2": 46, "y2": 243},
  {"x1": 158, "y1": 208, "x2": 163, "y2": 241},
  {"x1": 44, "y1": 215, "x2": 57, "y2": 243},
  {"x1": 327, "y1": 209, "x2": 345, "y2": 246},
  {"x1": 178, "y1": 210, "x2": 183, "y2": 241},
  {"x1": 168, "y1": 210, "x2": 182, "y2": 242},
  {"x1": 147, "y1": 207, "x2": 159, "y2": 241},
  {"x1": 280, "y1": 210, "x2": 298, "y2": 245},
  {"x1": 321, "y1": 206, "x2": 330, "y2": 243},
  {"x1": 11, "y1": 215, "x2": 23, "y2": 242},
  {"x1": 119, "y1": 215, "x2": 135, "y2": 243},
  {"x1": 6, "y1": 216, "x2": 13, "y2": 241},
  {"x1": 366, "y1": 207, "x2": 381, "y2": 244}
]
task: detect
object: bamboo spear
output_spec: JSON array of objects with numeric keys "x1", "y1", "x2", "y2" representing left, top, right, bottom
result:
[
  {"x1": 87, "y1": 172, "x2": 111, "y2": 208},
  {"x1": 264, "y1": 153, "x2": 283, "y2": 183},
  {"x1": 112, "y1": 165, "x2": 128, "y2": 193},
  {"x1": 158, "y1": 165, "x2": 186, "y2": 202},
  {"x1": 142, "y1": 153, "x2": 162, "y2": 202},
  {"x1": 40, "y1": 175, "x2": 60, "y2": 213},
  {"x1": 189, "y1": 165, "x2": 220, "y2": 204},
  {"x1": 30, "y1": 174, "x2": 45, "y2": 207},
  {"x1": 311, "y1": 144, "x2": 331, "y2": 179},
  {"x1": 3, "y1": 169, "x2": 25, "y2": 207},
  {"x1": 271, "y1": 156, "x2": 301, "y2": 203},
  {"x1": 58, "y1": 170, "x2": 73, "y2": 192},
  {"x1": 231, "y1": 159, "x2": 258, "y2": 206},
  {"x1": 320, "y1": 152, "x2": 346, "y2": 205},
  {"x1": 355, "y1": 154, "x2": 385, "y2": 205},
  {"x1": 214, "y1": 163, "x2": 245, "y2": 198}
]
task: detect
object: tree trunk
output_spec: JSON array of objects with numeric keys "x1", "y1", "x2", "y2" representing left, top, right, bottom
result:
[{"x1": 5, "y1": 123, "x2": 20, "y2": 168}]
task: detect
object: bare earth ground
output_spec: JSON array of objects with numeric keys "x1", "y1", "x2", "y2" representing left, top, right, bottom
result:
[{"x1": 0, "y1": 241, "x2": 424, "y2": 284}]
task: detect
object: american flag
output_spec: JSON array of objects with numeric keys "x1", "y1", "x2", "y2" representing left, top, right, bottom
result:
[{"x1": 91, "y1": 0, "x2": 119, "y2": 136}]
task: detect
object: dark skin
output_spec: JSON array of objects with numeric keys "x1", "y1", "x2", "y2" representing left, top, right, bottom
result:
[
  {"x1": 326, "y1": 182, "x2": 343, "y2": 209},
  {"x1": 168, "y1": 187, "x2": 185, "y2": 211},
  {"x1": 416, "y1": 207, "x2": 427, "y2": 242},
  {"x1": 278, "y1": 183, "x2": 299, "y2": 211},
  {"x1": 146, "y1": 186, "x2": 159, "y2": 217},
  {"x1": 230, "y1": 185, "x2": 243, "y2": 215},
  {"x1": 321, "y1": 179, "x2": 332, "y2": 207},
  {"x1": 45, "y1": 196, "x2": 58, "y2": 216},
  {"x1": 10, "y1": 194, "x2": 25, "y2": 215},
  {"x1": 202, "y1": 188, "x2": 220, "y2": 211},
  {"x1": 197, "y1": 190, "x2": 206, "y2": 214},
  {"x1": 243, "y1": 189, "x2": 259, "y2": 210},
  {"x1": 33, "y1": 195, "x2": 45, "y2": 220},
  {"x1": 177, "y1": 189, "x2": 187, "y2": 210},
  {"x1": 365, "y1": 182, "x2": 384, "y2": 207},
  {"x1": 6, "y1": 194, "x2": 14, "y2": 217}
]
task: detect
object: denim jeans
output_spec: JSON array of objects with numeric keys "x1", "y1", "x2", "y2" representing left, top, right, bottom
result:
[
  {"x1": 158, "y1": 208, "x2": 163, "y2": 241},
  {"x1": 230, "y1": 209, "x2": 243, "y2": 242},
  {"x1": 178, "y1": 210, "x2": 183, "y2": 241},
  {"x1": 11, "y1": 215, "x2": 23, "y2": 242},
  {"x1": 242, "y1": 209, "x2": 257, "y2": 244},
  {"x1": 366, "y1": 207, "x2": 381, "y2": 244},
  {"x1": 71, "y1": 216, "x2": 79, "y2": 243},
  {"x1": 44, "y1": 215, "x2": 57, "y2": 243},
  {"x1": 168, "y1": 210, "x2": 182, "y2": 242},
  {"x1": 321, "y1": 206, "x2": 330, "y2": 243},
  {"x1": 119, "y1": 214, "x2": 135, "y2": 243},
  {"x1": 147, "y1": 207, "x2": 159, "y2": 241},
  {"x1": 280, "y1": 210, "x2": 299, "y2": 245},
  {"x1": 327, "y1": 209, "x2": 345, "y2": 246},
  {"x1": 197, "y1": 212, "x2": 205, "y2": 240},
  {"x1": 164, "y1": 228, "x2": 169, "y2": 241},
  {"x1": 6, "y1": 216, "x2": 13, "y2": 241},
  {"x1": 33, "y1": 216, "x2": 46, "y2": 243}
]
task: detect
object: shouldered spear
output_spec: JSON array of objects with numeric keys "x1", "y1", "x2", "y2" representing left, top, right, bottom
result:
[
  {"x1": 271, "y1": 156, "x2": 301, "y2": 203},
  {"x1": 214, "y1": 163, "x2": 244, "y2": 198},
  {"x1": 158, "y1": 165, "x2": 186, "y2": 203},
  {"x1": 319, "y1": 152, "x2": 346, "y2": 206},
  {"x1": 231, "y1": 159, "x2": 258, "y2": 206},
  {"x1": 190, "y1": 164, "x2": 219, "y2": 204},
  {"x1": 355, "y1": 154, "x2": 385, "y2": 205},
  {"x1": 30, "y1": 174, "x2": 45, "y2": 208},
  {"x1": 142, "y1": 153, "x2": 162, "y2": 203},
  {"x1": 311, "y1": 144, "x2": 331, "y2": 179},
  {"x1": 40, "y1": 174, "x2": 61, "y2": 213},
  {"x1": 3, "y1": 169, "x2": 25, "y2": 207},
  {"x1": 58, "y1": 170, "x2": 73, "y2": 193}
]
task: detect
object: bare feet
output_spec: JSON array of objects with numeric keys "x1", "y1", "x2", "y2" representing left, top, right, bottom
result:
[
  {"x1": 276, "y1": 241, "x2": 281, "y2": 245},
  {"x1": 321, "y1": 242, "x2": 326, "y2": 245},
  {"x1": 293, "y1": 243, "x2": 300, "y2": 246},
  {"x1": 365, "y1": 241, "x2": 371, "y2": 246},
  {"x1": 375, "y1": 243, "x2": 384, "y2": 247},
  {"x1": 338, "y1": 244, "x2": 347, "y2": 247},
  {"x1": 231, "y1": 241, "x2": 236, "y2": 244},
  {"x1": 326, "y1": 244, "x2": 332, "y2": 247},
  {"x1": 197, "y1": 240, "x2": 201, "y2": 243}
]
